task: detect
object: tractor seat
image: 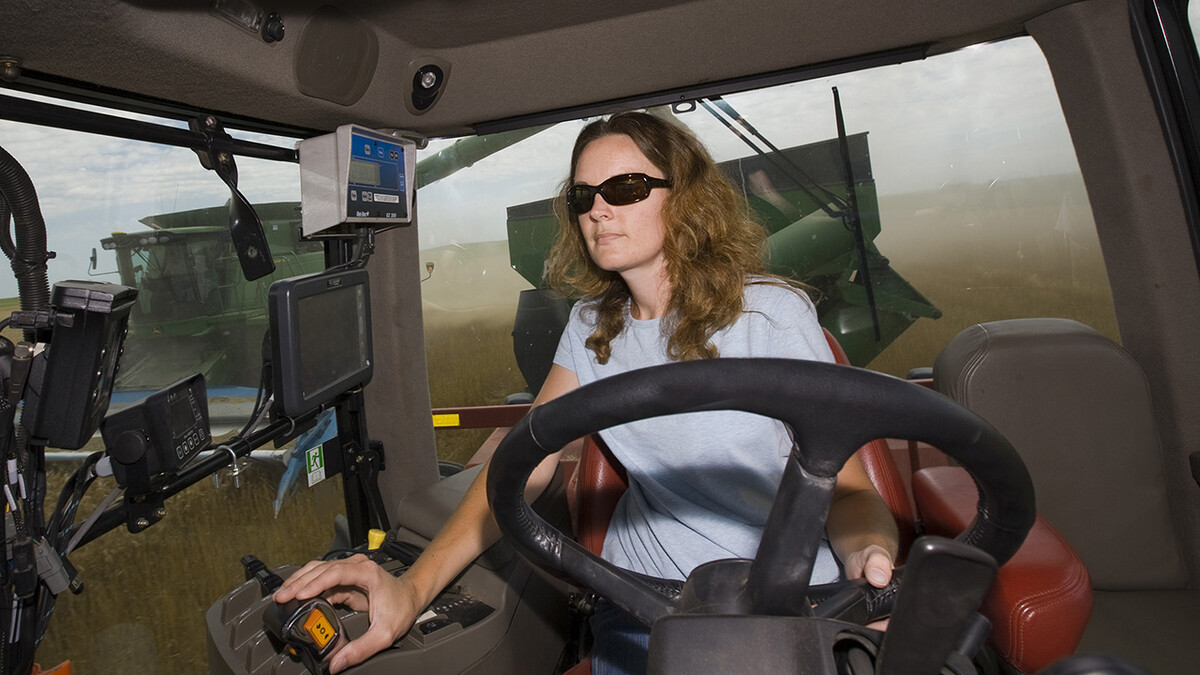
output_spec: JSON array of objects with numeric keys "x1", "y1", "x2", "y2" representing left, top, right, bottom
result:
[{"x1": 933, "y1": 318, "x2": 1199, "y2": 674}]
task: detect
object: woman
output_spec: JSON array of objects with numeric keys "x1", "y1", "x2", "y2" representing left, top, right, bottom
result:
[{"x1": 275, "y1": 111, "x2": 899, "y2": 674}]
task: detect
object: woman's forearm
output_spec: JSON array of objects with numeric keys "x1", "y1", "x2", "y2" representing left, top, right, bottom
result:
[
  {"x1": 826, "y1": 487, "x2": 900, "y2": 565},
  {"x1": 403, "y1": 445, "x2": 562, "y2": 607}
]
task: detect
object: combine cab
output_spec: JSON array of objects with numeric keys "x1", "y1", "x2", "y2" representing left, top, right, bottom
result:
[{"x1": 101, "y1": 202, "x2": 324, "y2": 389}]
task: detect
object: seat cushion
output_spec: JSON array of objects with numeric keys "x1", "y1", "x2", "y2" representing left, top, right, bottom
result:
[
  {"x1": 573, "y1": 435, "x2": 628, "y2": 555},
  {"x1": 914, "y1": 466, "x2": 1092, "y2": 673}
]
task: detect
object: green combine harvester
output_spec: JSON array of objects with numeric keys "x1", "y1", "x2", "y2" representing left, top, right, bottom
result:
[{"x1": 101, "y1": 202, "x2": 324, "y2": 389}]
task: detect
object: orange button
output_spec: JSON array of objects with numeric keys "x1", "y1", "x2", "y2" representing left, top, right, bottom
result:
[{"x1": 303, "y1": 608, "x2": 335, "y2": 649}]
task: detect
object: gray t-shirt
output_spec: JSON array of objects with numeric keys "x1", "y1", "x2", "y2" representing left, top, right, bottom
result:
[{"x1": 553, "y1": 281, "x2": 842, "y2": 582}]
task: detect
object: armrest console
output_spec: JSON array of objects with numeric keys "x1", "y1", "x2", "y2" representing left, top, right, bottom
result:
[{"x1": 913, "y1": 466, "x2": 1092, "y2": 673}]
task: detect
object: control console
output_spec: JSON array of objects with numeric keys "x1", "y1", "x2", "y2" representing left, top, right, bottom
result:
[{"x1": 207, "y1": 546, "x2": 496, "y2": 674}]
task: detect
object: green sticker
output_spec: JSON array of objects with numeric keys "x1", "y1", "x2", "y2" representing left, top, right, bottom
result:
[{"x1": 306, "y1": 444, "x2": 326, "y2": 486}]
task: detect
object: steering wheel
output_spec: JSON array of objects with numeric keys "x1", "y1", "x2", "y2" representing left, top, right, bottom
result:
[{"x1": 485, "y1": 358, "x2": 1034, "y2": 663}]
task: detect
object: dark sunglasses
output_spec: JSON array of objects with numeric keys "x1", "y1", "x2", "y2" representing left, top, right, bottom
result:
[{"x1": 567, "y1": 173, "x2": 672, "y2": 214}]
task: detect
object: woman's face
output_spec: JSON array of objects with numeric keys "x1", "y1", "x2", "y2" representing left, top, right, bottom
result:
[{"x1": 573, "y1": 134, "x2": 670, "y2": 286}]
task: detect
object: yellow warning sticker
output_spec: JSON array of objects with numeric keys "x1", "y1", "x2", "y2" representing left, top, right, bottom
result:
[{"x1": 432, "y1": 413, "x2": 461, "y2": 428}]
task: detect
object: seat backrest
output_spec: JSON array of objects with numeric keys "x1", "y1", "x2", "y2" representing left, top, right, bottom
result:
[
  {"x1": 820, "y1": 330, "x2": 916, "y2": 555},
  {"x1": 571, "y1": 328, "x2": 916, "y2": 557},
  {"x1": 934, "y1": 318, "x2": 1187, "y2": 590},
  {"x1": 573, "y1": 434, "x2": 627, "y2": 556}
]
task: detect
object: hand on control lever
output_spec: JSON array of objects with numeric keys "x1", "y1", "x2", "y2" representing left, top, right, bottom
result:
[
  {"x1": 263, "y1": 596, "x2": 347, "y2": 675},
  {"x1": 274, "y1": 553, "x2": 424, "y2": 674},
  {"x1": 875, "y1": 536, "x2": 998, "y2": 675},
  {"x1": 841, "y1": 542, "x2": 896, "y2": 629}
]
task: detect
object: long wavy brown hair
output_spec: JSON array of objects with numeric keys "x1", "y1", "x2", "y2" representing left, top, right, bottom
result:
[{"x1": 545, "y1": 111, "x2": 779, "y2": 364}]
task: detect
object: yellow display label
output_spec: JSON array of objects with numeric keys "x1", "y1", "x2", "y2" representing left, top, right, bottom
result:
[
  {"x1": 304, "y1": 609, "x2": 335, "y2": 649},
  {"x1": 431, "y1": 413, "x2": 460, "y2": 428}
]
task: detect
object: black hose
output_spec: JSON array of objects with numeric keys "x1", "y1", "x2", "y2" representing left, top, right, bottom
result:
[
  {"x1": 0, "y1": 145, "x2": 54, "y2": 675},
  {"x1": 0, "y1": 193, "x2": 14, "y2": 261},
  {"x1": 0, "y1": 144, "x2": 52, "y2": 342}
]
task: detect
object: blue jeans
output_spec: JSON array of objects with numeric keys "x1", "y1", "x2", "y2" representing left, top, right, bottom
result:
[{"x1": 589, "y1": 600, "x2": 651, "y2": 675}]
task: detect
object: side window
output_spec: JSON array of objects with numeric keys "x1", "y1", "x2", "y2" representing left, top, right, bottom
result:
[
  {"x1": 0, "y1": 93, "x2": 344, "y2": 671},
  {"x1": 419, "y1": 35, "x2": 1117, "y2": 464},
  {"x1": 417, "y1": 124, "x2": 586, "y2": 464}
]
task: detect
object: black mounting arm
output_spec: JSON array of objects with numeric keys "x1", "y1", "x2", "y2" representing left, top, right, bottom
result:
[{"x1": 188, "y1": 115, "x2": 276, "y2": 281}]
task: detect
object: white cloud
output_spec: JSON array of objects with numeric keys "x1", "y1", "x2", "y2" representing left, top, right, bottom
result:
[{"x1": 0, "y1": 96, "x2": 299, "y2": 298}]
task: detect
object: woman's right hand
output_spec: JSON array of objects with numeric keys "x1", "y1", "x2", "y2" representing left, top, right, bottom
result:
[
  {"x1": 273, "y1": 554, "x2": 425, "y2": 673},
  {"x1": 270, "y1": 368, "x2": 579, "y2": 673}
]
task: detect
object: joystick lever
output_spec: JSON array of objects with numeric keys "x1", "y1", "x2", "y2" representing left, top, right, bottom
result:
[
  {"x1": 243, "y1": 554, "x2": 346, "y2": 675},
  {"x1": 875, "y1": 536, "x2": 998, "y2": 675}
]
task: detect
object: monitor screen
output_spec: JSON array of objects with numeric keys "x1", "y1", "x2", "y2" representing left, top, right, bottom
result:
[
  {"x1": 268, "y1": 269, "x2": 373, "y2": 417},
  {"x1": 348, "y1": 158, "x2": 382, "y2": 187}
]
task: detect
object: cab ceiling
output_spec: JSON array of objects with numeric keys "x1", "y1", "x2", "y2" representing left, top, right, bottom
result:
[{"x1": 0, "y1": 0, "x2": 1078, "y2": 137}]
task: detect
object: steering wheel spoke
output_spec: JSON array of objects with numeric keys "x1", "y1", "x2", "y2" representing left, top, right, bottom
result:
[{"x1": 746, "y1": 454, "x2": 838, "y2": 615}]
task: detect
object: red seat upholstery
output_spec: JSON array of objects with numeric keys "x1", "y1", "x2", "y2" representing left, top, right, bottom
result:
[
  {"x1": 572, "y1": 433, "x2": 626, "y2": 556},
  {"x1": 820, "y1": 330, "x2": 916, "y2": 558},
  {"x1": 914, "y1": 466, "x2": 1092, "y2": 673}
]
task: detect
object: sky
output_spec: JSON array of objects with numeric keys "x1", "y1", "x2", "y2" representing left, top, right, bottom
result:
[
  {"x1": 0, "y1": 96, "x2": 302, "y2": 298},
  {"x1": 0, "y1": 35, "x2": 1083, "y2": 299},
  {"x1": 415, "y1": 36, "x2": 1080, "y2": 251}
]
